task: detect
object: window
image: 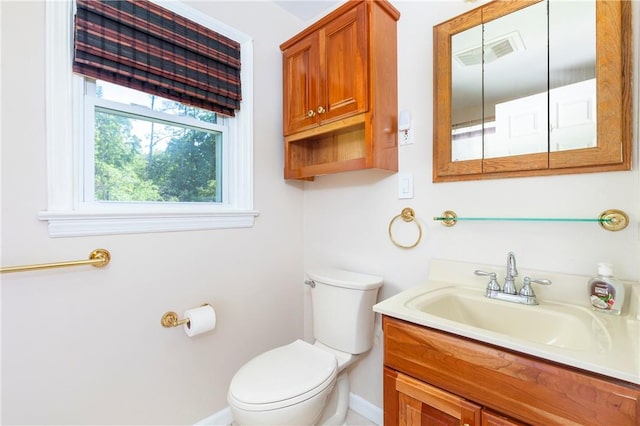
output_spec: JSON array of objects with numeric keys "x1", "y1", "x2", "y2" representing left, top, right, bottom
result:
[
  {"x1": 39, "y1": 0, "x2": 257, "y2": 237},
  {"x1": 86, "y1": 79, "x2": 225, "y2": 204}
]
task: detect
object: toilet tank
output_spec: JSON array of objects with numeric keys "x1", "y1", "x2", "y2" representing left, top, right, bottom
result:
[{"x1": 306, "y1": 268, "x2": 383, "y2": 355}]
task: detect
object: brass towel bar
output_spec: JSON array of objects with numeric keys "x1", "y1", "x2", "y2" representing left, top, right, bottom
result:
[{"x1": 0, "y1": 249, "x2": 111, "y2": 274}]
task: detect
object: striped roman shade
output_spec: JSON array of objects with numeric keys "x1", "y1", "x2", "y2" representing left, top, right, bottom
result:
[{"x1": 73, "y1": 0, "x2": 241, "y2": 117}]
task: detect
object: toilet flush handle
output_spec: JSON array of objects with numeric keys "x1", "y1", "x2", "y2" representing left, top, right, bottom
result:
[{"x1": 304, "y1": 279, "x2": 316, "y2": 288}]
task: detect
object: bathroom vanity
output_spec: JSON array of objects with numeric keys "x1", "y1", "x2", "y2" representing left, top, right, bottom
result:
[
  {"x1": 382, "y1": 317, "x2": 639, "y2": 425},
  {"x1": 374, "y1": 260, "x2": 640, "y2": 425}
]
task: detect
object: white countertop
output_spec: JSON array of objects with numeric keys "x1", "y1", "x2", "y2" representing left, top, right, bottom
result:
[{"x1": 374, "y1": 259, "x2": 640, "y2": 385}]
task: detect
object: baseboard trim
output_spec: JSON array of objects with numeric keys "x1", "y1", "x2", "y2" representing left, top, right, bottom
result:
[
  {"x1": 349, "y1": 393, "x2": 383, "y2": 426},
  {"x1": 194, "y1": 406, "x2": 233, "y2": 426},
  {"x1": 195, "y1": 394, "x2": 382, "y2": 426}
]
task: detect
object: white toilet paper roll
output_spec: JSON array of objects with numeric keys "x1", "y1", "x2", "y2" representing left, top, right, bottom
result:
[{"x1": 183, "y1": 304, "x2": 216, "y2": 337}]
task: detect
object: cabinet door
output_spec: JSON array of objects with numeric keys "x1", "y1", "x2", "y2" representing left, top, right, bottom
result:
[
  {"x1": 395, "y1": 372, "x2": 481, "y2": 426},
  {"x1": 282, "y1": 32, "x2": 320, "y2": 135},
  {"x1": 319, "y1": 3, "x2": 368, "y2": 124}
]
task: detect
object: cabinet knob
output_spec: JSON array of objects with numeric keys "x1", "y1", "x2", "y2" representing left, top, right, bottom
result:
[
  {"x1": 317, "y1": 106, "x2": 326, "y2": 114},
  {"x1": 307, "y1": 109, "x2": 316, "y2": 117}
]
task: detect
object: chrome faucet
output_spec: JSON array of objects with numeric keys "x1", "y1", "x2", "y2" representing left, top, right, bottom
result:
[
  {"x1": 503, "y1": 252, "x2": 518, "y2": 294},
  {"x1": 474, "y1": 252, "x2": 551, "y2": 305}
]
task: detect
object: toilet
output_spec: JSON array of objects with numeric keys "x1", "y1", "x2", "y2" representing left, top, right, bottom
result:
[{"x1": 227, "y1": 268, "x2": 383, "y2": 425}]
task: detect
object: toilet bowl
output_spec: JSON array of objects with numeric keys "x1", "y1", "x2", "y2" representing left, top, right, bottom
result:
[
  {"x1": 228, "y1": 339, "x2": 352, "y2": 425},
  {"x1": 227, "y1": 268, "x2": 383, "y2": 426}
]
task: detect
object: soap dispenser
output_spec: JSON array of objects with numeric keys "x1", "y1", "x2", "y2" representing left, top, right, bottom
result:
[{"x1": 588, "y1": 263, "x2": 625, "y2": 315}]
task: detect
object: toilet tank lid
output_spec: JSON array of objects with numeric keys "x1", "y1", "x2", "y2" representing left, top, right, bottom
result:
[{"x1": 306, "y1": 268, "x2": 383, "y2": 290}]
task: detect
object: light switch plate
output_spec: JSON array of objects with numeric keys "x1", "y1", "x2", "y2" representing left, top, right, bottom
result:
[{"x1": 398, "y1": 173, "x2": 414, "y2": 199}]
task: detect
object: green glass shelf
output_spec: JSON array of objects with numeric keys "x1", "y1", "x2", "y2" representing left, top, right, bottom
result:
[{"x1": 433, "y1": 209, "x2": 629, "y2": 232}]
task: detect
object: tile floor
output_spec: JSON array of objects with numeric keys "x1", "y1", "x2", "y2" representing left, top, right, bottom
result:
[
  {"x1": 345, "y1": 409, "x2": 377, "y2": 426},
  {"x1": 229, "y1": 410, "x2": 377, "y2": 426}
]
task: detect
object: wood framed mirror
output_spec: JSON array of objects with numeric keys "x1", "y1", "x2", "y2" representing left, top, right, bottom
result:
[{"x1": 433, "y1": 0, "x2": 632, "y2": 183}]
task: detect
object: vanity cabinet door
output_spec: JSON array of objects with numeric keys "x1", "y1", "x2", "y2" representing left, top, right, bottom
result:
[
  {"x1": 386, "y1": 368, "x2": 526, "y2": 426},
  {"x1": 392, "y1": 370, "x2": 482, "y2": 426}
]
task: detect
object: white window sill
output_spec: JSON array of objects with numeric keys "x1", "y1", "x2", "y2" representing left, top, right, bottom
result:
[{"x1": 38, "y1": 210, "x2": 260, "y2": 237}]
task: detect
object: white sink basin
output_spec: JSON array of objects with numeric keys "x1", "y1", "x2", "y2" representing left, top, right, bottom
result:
[{"x1": 404, "y1": 286, "x2": 611, "y2": 352}]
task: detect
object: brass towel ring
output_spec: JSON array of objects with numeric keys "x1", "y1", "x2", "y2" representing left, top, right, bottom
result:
[{"x1": 388, "y1": 208, "x2": 422, "y2": 249}]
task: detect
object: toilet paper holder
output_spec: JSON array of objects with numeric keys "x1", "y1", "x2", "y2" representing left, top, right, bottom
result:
[
  {"x1": 161, "y1": 311, "x2": 189, "y2": 328},
  {"x1": 161, "y1": 304, "x2": 211, "y2": 328}
]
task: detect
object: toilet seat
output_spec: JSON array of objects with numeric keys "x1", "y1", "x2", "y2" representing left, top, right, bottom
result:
[{"x1": 228, "y1": 340, "x2": 337, "y2": 412}]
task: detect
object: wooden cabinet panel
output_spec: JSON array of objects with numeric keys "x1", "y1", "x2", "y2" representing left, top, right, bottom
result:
[
  {"x1": 383, "y1": 316, "x2": 640, "y2": 426},
  {"x1": 320, "y1": 4, "x2": 367, "y2": 124},
  {"x1": 482, "y1": 411, "x2": 527, "y2": 426},
  {"x1": 395, "y1": 371, "x2": 482, "y2": 426},
  {"x1": 386, "y1": 367, "x2": 526, "y2": 426},
  {"x1": 282, "y1": 32, "x2": 319, "y2": 135},
  {"x1": 399, "y1": 392, "x2": 461, "y2": 426}
]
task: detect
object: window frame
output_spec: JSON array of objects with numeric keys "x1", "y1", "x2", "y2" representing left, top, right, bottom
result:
[{"x1": 39, "y1": 0, "x2": 258, "y2": 237}]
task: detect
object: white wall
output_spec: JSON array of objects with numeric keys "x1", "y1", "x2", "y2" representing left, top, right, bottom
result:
[
  {"x1": 303, "y1": 0, "x2": 640, "y2": 410},
  {"x1": 1, "y1": 1, "x2": 306, "y2": 424}
]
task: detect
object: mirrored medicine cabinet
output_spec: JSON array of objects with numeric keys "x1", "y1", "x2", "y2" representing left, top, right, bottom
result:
[{"x1": 433, "y1": 0, "x2": 632, "y2": 182}]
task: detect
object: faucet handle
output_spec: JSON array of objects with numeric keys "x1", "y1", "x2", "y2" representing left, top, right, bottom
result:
[
  {"x1": 474, "y1": 270, "x2": 501, "y2": 292},
  {"x1": 519, "y1": 277, "x2": 552, "y2": 297}
]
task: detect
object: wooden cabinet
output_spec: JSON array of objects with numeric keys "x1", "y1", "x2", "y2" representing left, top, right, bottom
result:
[
  {"x1": 383, "y1": 316, "x2": 640, "y2": 426},
  {"x1": 280, "y1": 0, "x2": 399, "y2": 180}
]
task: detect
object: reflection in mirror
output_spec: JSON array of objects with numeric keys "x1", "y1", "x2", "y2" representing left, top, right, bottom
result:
[
  {"x1": 549, "y1": 0, "x2": 596, "y2": 152},
  {"x1": 483, "y1": 1, "x2": 547, "y2": 159},
  {"x1": 450, "y1": 2, "x2": 550, "y2": 162},
  {"x1": 451, "y1": 25, "x2": 483, "y2": 161}
]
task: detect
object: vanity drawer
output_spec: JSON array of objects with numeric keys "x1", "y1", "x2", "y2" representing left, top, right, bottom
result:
[{"x1": 383, "y1": 316, "x2": 640, "y2": 426}]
